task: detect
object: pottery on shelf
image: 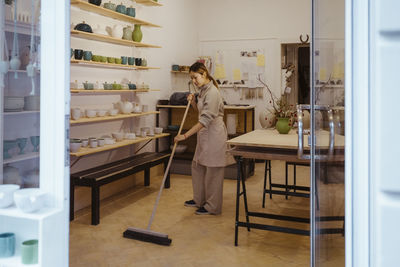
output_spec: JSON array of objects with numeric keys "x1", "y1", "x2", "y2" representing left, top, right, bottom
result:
[
  {"x1": 132, "y1": 24, "x2": 143, "y2": 42},
  {"x1": 110, "y1": 24, "x2": 124, "y2": 39},
  {"x1": 89, "y1": 0, "x2": 102, "y2": 6},
  {"x1": 114, "y1": 101, "x2": 133, "y2": 114},
  {"x1": 30, "y1": 136, "x2": 40, "y2": 152},
  {"x1": 276, "y1": 117, "x2": 291, "y2": 134},
  {"x1": 92, "y1": 24, "x2": 108, "y2": 36},
  {"x1": 74, "y1": 21, "x2": 93, "y2": 33},
  {"x1": 16, "y1": 138, "x2": 28, "y2": 155},
  {"x1": 259, "y1": 109, "x2": 276, "y2": 129},
  {"x1": 10, "y1": 56, "x2": 21, "y2": 70},
  {"x1": 3, "y1": 140, "x2": 17, "y2": 159},
  {"x1": 103, "y1": 2, "x2": 116, "y2": 11},
  {"x1": 122, "y1": 26, "x2": 133, "y2": 40},
  {"x1": 116, "y1": 3, "x2": 126, "y2": 14},
  {"x1": 126, "y1": 7, "x2": 136, "y2": 17}
]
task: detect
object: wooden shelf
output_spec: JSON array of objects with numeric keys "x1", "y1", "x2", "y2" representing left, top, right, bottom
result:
[
  {"x1": 70, "y1": 59, "x2": 160, "y2": 70},
  {"x1": 3, "y1": 152, "x2": 40, "y2": 164},
  {"x1": 70, "y1": 111, "x2": 159, "y2": 125},
  {"x1": 70, "y1": 30, "x2": 162, "y2": 48},
  {"x1": 171, "y1": 70, "x2": 189, "y2": 74},
  {"x1": 70, "y1": 133, "x2": 169, "y2": 157},
  {"x1": 71, "y1": 89, "x2": 159, "y2": 93},
  {"x1": 135, "y1": 0, "x2": 163, "y2": 6},
  {"x1": 3, "y1": 111, "x2": 40, "y2": 115},
  {"x1": 71, "y1": 0, "x2": 161, "y2": 27}
]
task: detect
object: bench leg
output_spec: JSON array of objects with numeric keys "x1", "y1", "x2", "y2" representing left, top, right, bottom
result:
[
  {"x1": 164, "y1": 159, "x2": 170, "y2": 188},
  {"x1": 144, "y1": 168, "x2": 150, "y2": 186},
  {"x1": 70, "y1": 178, "x2": 75, "y2": 221},
  {"x1": 91, "y1": 186, "x2": 100, "y2": 225}
]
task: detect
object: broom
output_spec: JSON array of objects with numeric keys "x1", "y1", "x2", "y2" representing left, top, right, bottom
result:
[{"x1": 123, "y1": 100, "x2": 191, "y2": 246}]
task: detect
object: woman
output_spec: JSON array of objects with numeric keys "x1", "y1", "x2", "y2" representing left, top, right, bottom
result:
[{"x1": 174, "y1": 62, "x2": 227, "y2": 215}]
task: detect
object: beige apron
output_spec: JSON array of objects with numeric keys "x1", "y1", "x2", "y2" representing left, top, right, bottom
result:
[{"x1": 193, "y1": 99, "x2": 227, "y2": 167}]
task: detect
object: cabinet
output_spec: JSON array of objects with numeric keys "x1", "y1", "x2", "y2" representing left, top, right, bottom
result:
[
  {"x1": 1, "y1": 0, "x2": 69, "y2": 266},
  {"x1": 70, "y1": 0, "x2": 167, "y2": 162}
]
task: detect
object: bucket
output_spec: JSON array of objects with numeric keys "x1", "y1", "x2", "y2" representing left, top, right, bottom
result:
[{"x1": 226, "y1": 114, "x2": 237, "y2": 135}]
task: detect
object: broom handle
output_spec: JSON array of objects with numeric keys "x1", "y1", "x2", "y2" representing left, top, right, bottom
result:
[{"x1": 147, "y1": 100, "x2": 191, "y2": 230}]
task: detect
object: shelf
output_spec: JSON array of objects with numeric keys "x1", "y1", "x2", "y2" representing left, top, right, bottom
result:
[
  {"x1": 3, "y1": 111, "x2": 39, "y2": 115},
  {"x1": 70, "y1": 133, "x2": 170, "y2": 157},
  {"x1": 315, "y1": 85, "x2": 345, "y2": 88},
  {"x1": 4, "y1": 19, "x2": 40, "y2": 36},
  {"x1": 70, "y1": 111, "x2": 159, "y2": 125},
  {"x1": 219, "y1": 85, "x2": 263, "y2": 88},
  {"x1": 70, "y1": 59, "x2": 160, "y2": 70},
  {"x1": 171, "y1": 70, "x2": 189, "y2": 74},
  {"x1": 135, "y1": 0, "x2": 163, "y2": 6},
  {"x1": 0, "y1": 206, "x2": 62, "y2": 220},
  {"x1": 70, "y1": 89, "x2": 159, "y2": 93},
  {"x1": 70, "y1": 30, "x2": 162, "y2": 48},
  {"x1": 156, "y1": 104, "x2": 255, "y2": 110},
  {"x1": 3, "y1": 152, "x2": 40, "y2": 164},
  {"x1": 71, "y1": 0, "x2": 161, "y2": 27}
]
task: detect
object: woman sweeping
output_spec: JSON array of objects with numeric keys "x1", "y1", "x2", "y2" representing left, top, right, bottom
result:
[{"x1": 174, "y1": 62, "x2": 227, "y2": 215}]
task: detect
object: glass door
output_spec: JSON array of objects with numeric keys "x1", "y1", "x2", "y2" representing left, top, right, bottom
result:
[{"x1": 307, "y1": 0, "x2": 346, "y2": 266}]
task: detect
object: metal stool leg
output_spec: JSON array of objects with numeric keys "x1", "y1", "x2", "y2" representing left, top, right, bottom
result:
[
  {"x1": 293, "y1": 163, "x2": 297, "y2": 192},
  {"x1": 262, "y1": 160, "x2": 268, "y2": 208},
  {"x1": 268, "y1": 160, "x2": 272, "y2": 199},
  {"x1": 285, "y1": 162, "x2": 289, "y2": 199}
]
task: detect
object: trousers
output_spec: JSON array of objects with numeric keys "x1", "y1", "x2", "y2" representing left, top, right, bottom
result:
[{"x1": 191, "y1": 161, "x2": 225, "y2": 214}]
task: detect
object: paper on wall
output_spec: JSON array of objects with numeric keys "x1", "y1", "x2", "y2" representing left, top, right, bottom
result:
[
  {"x1": 233, "y1": 69, "x2": 241, "y2": 81},
  {"x1": 256, "y1": 54, "x2": 265, "y2": 67}
]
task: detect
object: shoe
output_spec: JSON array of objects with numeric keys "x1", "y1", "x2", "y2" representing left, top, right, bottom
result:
[
  {"x1": 184, "y1": 199, "x2": 196, "y2": 207},
  {"x1": 195, "y1": 207, "x2": 210, "y2": 215}
]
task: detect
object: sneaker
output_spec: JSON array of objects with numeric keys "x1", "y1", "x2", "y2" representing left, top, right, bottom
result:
[
  {"x1": 195, "y1": 207, "x2": 210, "y2": 215},
  {"x1": 184, "y1": 200, "x2": 196, "y2": 207}
]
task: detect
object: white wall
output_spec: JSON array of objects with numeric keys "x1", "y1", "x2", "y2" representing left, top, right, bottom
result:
[{"x1": 70, "y1": 0, "x2": 199, "y2": 210}]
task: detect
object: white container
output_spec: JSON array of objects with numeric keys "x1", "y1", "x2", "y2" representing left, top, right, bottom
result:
[
  {"x1": 70, "y1": 141, "x2": 81, "y2": 152},
  {"x1": 86, "y1": 109, "x2": 96, "y2": 118},
  {"x1": 125, "y1": 133, "x2": 136, "y2": 140},
  {"x1": 109, "y1": 109, "x2": 118, "y2": 116},
  {"x1": 112, "y1": 132, "x2": 124, "y2": 141},
  {"x1": 226, "y1": 114, "x2": 237, "y2": 135},
  {"x1": 154, "y1": 127, "x2": 163, "y2": 134},
  {"x1": 14, "y1": 188, "x2": 47, "y2": 213},
  {"x1": 4, "y1": 96, "x2": 24, "y2": 111},
  {"x1": 0, "y1": 184, "x2": 20, "y2": 208},
  {"x1": 97, "y1": 138, "x2": 105, "y2": 147},
  {"x1": 97, "y1": 110, "x2": 107, "y2": 117},
  {"x1": 71, "y1": 108, "x2": 81, "y2": 120}
]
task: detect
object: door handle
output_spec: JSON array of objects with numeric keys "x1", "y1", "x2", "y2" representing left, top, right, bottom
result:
[{"x1": 297, "y1": 104, "x2": 335, "y2": 160}]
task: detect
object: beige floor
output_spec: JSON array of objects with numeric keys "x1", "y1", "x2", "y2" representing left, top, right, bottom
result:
[{"x1": 69, "y1": 161, "x2": 344, "y2": 267}]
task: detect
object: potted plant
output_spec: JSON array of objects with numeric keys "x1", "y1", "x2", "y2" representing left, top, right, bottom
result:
[{"x1": 257, "y1": 74, "x2": 296, "y2": 134}]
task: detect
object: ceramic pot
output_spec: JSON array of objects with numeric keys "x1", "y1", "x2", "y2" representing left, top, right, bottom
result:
[
  {"x1": 103, "y1": 1, "x2": 116, "y2": 10},
  {"x1": 132, "y1": 24, "x2": 143, "y2": 42},
  {"x1": 135, "y1": 57, "x2": 142, "y2": 66},
  {"x1": 83, "y1": 51, "x2": 92, "y2": 61},
  {"x1": 276, "y1": 117, "x2": 291, "y2": 134},
  {"x1": 92, "y1": 25, "x2": 108, "y2": 36},
  {"x1": 89, "y1": 0, "x2": 102, "y2": 6},
  {"x1": 128, "y1": 57, "x2": 135, "y2": 65},
  {"x1": 122, "y1": 26, "x2": 132, "y2": 40},
  {"x1": 74, "y1": 21, "x2": 93, "y2": 33},
  {"x1": 259, "y1": 109, "x2": 276, "y2": 128},
  {"x1": 126, "y1": 7, "x2": 135, "y2": 17},
  {"x1": 74, "y1": 49, "x2": 83, "y2": 60},
  {"x1": 116, "y1": 3, "x2": 126, "y2": 14},
  {"x1": 121, "y1": 56, "x2": 128, "y2": 65},
  {"x1": 9, "y1": 57, "x2": 21, "y2": 70},
  {"x1": 141, "y1": 58, "x2": 147, "y2": 67},
  {"x1": 0, "y1": 185, "x2": 20, "y2": 208},
  {"x1": 111, "y1": 25, "x2": 123, "y2": 39},
  {"x1": 114, "y1": 101, "x2": 133, "y2": 114}
]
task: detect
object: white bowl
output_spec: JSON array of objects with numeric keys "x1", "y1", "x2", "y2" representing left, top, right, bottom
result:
[
  {"x1": 112, "y1": 132, "x2": 124, "y2": 142},
  {"x1": 125, "y1": 133, "x2": 136, "y2": 140},
  {"x1": 104, "y1": 138, "x2": 115, "y2": 145},
  {"x1": 109, "y1": 109, "x2": 118, "y2": 116},
  {"x1": 14, "y1": 188, "x2": 47, "y2": 213},
  {"x1": 154, "y1": 127, "x2": 163, "y2": 134},
  {"x1": 0, "y1": 184, "x2": 20, "y2": 208},
  {"x1": 70, "y1": 141, "x2": 81, "y2": 153},
  {"x1": 4, "y1": 96, "x2": 24, "y2": 111},
  {"x1": 86, "y1": 109, "x2": 96, "y2": 118},
  {"x1": 170, "y1": 144, "x2": 187, "y2": 154}
]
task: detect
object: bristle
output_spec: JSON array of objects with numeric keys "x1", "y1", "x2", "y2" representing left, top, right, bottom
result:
[{"x1": 123, "y1": 229, "x2": 172, "y2": 246}]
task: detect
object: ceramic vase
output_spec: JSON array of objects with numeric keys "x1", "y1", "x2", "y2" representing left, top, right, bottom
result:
[
  {"x1": 10, "y1": 56, "x2": 21, "y2": 70},
  {"x1": 259, "y1": 109, "x2": 276, "y2": 128},
  {"x1": 122, "y1": 26, "x2": 132, "y2": 40},
  {"x1": 132, "y1": 25, "x2": 142, "y2": 42},
  {"x1": 276, "y1": 117, "x2": 291, "y2": 134}
]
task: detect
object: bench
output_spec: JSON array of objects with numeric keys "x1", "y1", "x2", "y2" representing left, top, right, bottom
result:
[{"x1": 70, "y1": 152, "x2": 171, "y2": 225}]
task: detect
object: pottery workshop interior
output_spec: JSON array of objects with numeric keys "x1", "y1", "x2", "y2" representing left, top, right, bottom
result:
[{"x1": 2, "y1": 0, "x2": 400, "y2": 266}]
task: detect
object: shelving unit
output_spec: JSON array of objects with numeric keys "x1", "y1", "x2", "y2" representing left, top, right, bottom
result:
[
  {"x1": 4, "y1": 111, "x2": 40, "y2": 115},
  {"x1": 135, "y1": 0, "x2": 163, "y2": 7},
  {"x1": 70, "y1": 30, "x2": 161, "y2": 48},
  {"x1": 171, "y1": 70, "x2": 189, "y2": 74},
  {"x1": 3, "y1": 152, "x2": 40, "y2": 164},
  {"x1": 70, "y1": 111, "x2": 159, "y2": 125},
  {"x1": 70, "y1": 59, "x2": 160, "y2": 70},
  {"x1": 71, "y1": 0, "x2": 161, "y2": 27},
  {"x1": 70, "y1": 89, "x2": 159, "y2": 93},
  {"x1": 70, "y1": 133, "x2": 169, "y2": 157}
]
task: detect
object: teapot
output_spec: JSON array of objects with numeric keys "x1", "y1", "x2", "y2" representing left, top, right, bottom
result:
[
  {"x1": 93, "y1": 24, "x2": 108, "y2": 36},
  {"x1": 114, "y1": 101, "x2": 133, "y2": 114},
  {"x1": 122, "y1": 26, "x2": 133, "y2": 40},
  {"x1": 110, "y1": 25, "x2": 124, "y2": 39}
]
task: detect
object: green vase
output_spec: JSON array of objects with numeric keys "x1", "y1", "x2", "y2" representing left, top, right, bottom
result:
[
  {"x1": 276, "y1": 117, "x2": 291, "y2": 134},
  {"x1": 132, "y1": 25, "x2": 143, "y2": 42}
]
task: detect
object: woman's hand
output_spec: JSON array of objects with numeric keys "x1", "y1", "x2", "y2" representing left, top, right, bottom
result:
[
  {"x1": 187, "y1": 94, "x2": 195, "y2": 105},
  {"x1": 174, "y1": 134, "x2": 185, "y2": 143}
]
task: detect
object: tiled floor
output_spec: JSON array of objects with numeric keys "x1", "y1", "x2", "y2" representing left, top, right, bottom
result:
[{"x1": 69, "y1": 161, "x2": 344, "y2": 267}]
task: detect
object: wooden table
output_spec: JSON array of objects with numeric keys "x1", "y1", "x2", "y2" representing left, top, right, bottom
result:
[{"x1": 226, "y1": 129, "x2": 345, "y2": 246}]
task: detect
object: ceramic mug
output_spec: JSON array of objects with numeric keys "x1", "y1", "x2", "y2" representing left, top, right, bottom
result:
[
  {"x1": 98, "y1": 138, "x2": 105, "y2": 147},
  {"x1": 90, "y1": 139, "x2": 98, "y2": 148},
  {"x1": 135, "y1": 57, "x2": 142, "y2": 66},
  {"x1": 121, "y1": 56, "x2": 127, "y2": 65},
  {"x1": 0, "y1": 232, "x2": 15, "y2": 258},
  {"x1": 71, "y1": 108, "x2": 81, "y2": 120},
  {"x1": 116, "y1": 4, "x2": 126, "y2": 14},
  {"x1": 128, "y1": 57, "x2": 135, "y2": 65},
  {"x1": 81, "y1": 139, "x2": 89, "y2": 147},
  {"x1": 74, "y1": 49, "x2": 83, "y2": 60},
  {"x1": 21, "y1": 239, "x2": 38, "y2": 265},
  {"x1": 83, "y1": 51, "x2": 92, "y2": 61},
  {"x1": 126, "y1": 7, "x2": 135, "y2": 17}
]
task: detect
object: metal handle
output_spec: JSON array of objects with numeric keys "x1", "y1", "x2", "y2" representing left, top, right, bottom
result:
[{"x1": 297, "y1": 104, "x2": 335, "y2": 160}]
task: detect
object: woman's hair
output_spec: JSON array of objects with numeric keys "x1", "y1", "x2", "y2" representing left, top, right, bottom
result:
[{"x1": 189, "y1": 62, "x2": 219, "y2": 89}]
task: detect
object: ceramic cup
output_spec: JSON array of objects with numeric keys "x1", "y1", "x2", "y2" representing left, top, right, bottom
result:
[
  {"x1": 115, "y1": 58, "x2": 122, "y2": 64},
  {"x1": 90, "y1": 140, "x2": 98, "y2": 148},
  {"x1": 121, "y1": 56, "x2": 127, "y2": 65},
  {"x1": 128, "y1": 57, "x2": 135, "y2": 65},
  {"x1": 149, "y1": 129, "x2": 155, "y2": 136},
  {"x1": 107, "y1": 57, "x2": 115, "y2": 64},
  {"x1": 70, "y1": 140, "x2": 81, "y2": 153},
  {"x1": 98, "y1": 138, "x2": 105, "y2": 147},
  {"x1": 30, "y1": 136, "x2": 40, "y2": 152},
  {"x1": 21, "y1": 239, "x2": 38, "y2": 265},
  {"x1": 74, "y1": 49, "x2": 83, "y2": 60},
  {"x1": 0, "y1": 233, "x2": 15, "y2": 258},
  {"x1": 126, "y1": 7, "x2": 135, "y2": 17},
  {"x1": 172, "y1": 64, "x2": 179, "y2": 71},
  {"x1": 100, "y1": 56, "x2": 107, "y2": 63},
  {"x1": 71, "y1": 108, "x2": 81, "y2": 120},
  {"x1": 135, "y1": 57, "x2": 142, "y2": 66},
  {"x1": 83, "y1": 51, "x2": 92, "y2": 61},
  {"x1": 81, "y1": 139, "x2": 89, "y2": 147},
  {"x1": 135, "y1": 130, "x2": 141, "y2": 137},
  {"x1": 142, "y1": 104, "x2": 148, "y2": 112},
  {"x1": 116, "y1": 4, "x2": 126, "y2": 14},
  {"x1": 0, "y1": 185, "x2": 20, "y2": 208},
  {"x1": 141, "y1": 131, "x2": 147, "y2": 138},
  {"x1": 16, "y1": 138, "x2": 28, "y2": 155}
]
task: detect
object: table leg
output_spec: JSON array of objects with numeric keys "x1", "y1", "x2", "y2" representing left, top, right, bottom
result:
[
  {"x1": 262, "y1": 161, "x2": 268, "y2": 208},
  {"x1": 234, "y1": 156, "x2": 241, "y2": 246},
  {"x1": 285, "y1": 162, "x2": 289, "y2": 199},
  {"x1": 240, "y1": 159, "x2": 251, "y2": 232},
  {"x1": 268, "y1": 160, "x2": 272, "y2": 199}
]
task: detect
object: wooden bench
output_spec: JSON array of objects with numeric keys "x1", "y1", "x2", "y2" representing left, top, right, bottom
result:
[{"x1": 70, "y1": 152, "x2": 171, "y2": 225}]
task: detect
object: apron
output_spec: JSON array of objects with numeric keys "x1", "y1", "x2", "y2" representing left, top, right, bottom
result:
[{"x1": 193, "y1": 96, "x2": 227, "y2": 167}]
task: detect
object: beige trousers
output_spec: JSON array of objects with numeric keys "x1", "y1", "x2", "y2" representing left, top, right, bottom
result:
[{"x1": 191, "y1": 162, "x2": 225, "y2": 214}]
